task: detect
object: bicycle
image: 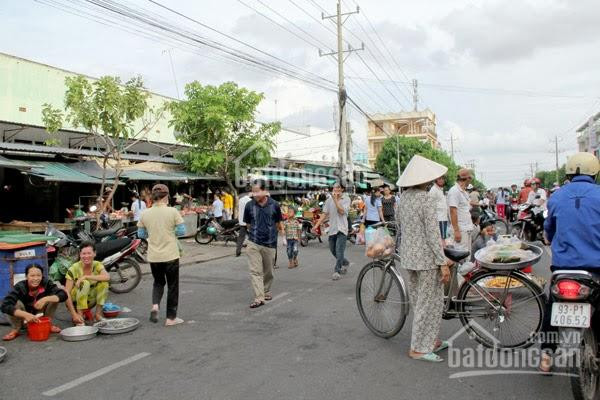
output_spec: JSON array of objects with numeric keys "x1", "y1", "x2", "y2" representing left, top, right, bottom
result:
[{"x1": 356, "y1": 222, "x2": 545, "y2": 349}]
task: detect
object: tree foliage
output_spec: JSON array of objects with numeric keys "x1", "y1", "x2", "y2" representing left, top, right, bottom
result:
[
  {"x1": 169, "y1": 81, "x2": 280, "y2": 194},
  {"x1": 41, "y1": 75, "x2": 163, "y2": 222},
  {"x1": 374, "y1": 136, "x2": 485, "y2": 191},
  {"x1": 536, "y1": 165, "x2": 567, "y2": 189}
]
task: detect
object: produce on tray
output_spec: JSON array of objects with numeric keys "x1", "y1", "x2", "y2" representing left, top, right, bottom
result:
[
  {"x1": 476, "y1": 236, "x2": 536, "y2": 264},
  {"x1": 482, "y1": 276, "x2": 524, "y2": 288}
]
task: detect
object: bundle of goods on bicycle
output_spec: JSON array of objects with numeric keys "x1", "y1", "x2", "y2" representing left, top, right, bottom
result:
[
  {"x1": 365, "y1": 226, "x2": 395, "y2": 258},
  {"x1": 475, "y1": 236, "x2": 536, "y2": 264}
]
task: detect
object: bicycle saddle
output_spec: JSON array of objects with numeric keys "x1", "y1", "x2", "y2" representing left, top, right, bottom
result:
[{"x1": 444, "y1": 247, "x2": 470, "y2": 262}]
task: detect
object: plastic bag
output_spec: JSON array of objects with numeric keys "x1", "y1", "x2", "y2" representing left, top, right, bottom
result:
[
  {"x1": 365, "y1": 227, "x2": 395, "y2": 258},
  {"x1": 476, "y1": 237, "x2": 535, "y2": 264}
]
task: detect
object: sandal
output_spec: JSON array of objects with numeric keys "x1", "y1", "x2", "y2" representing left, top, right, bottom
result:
[
  {"x1": 2, "y1": 330, "x2": 20, "y2": 341},
  {"x1": 249, "y1": 300, "x2": 265, "y2": 309},
  {"x1": 264, "y1": 294, "x2": 273, "y2": 301},
  {"x1": 433, "y1": 340, "x2": 449, "y2": 353},
  {"x1": 50, "y1": 325, "x2": 62, "y2": 334},
  {"x1": 410, "y1": 352, "x2": 444, "y2": 363}
]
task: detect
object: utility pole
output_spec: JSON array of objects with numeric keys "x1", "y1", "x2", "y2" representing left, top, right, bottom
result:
[
  {"x1": 320, "y1": 3, "x2": 363, "y2": 187},
  {"x1": 412, "y1": 79, "x2": 419, "y2": 111}
]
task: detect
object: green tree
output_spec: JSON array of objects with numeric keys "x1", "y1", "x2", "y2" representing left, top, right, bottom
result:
[
  {"x1": 374, "y1": 136, "x2": 485, "y2": 190},
  {"x1": 41, "y1": 75, "x2": 164, "y2": 221},
  {"x1": 536, "y1": 165, "x2": 566, "y2": 189},
  {"x1": 169, "y1": 81, "x2": 280, "y2": 199}
]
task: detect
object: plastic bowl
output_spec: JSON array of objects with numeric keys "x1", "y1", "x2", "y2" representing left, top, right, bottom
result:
[{"x1": 103, "y1": 310, "x2": 121, "y2": 318}]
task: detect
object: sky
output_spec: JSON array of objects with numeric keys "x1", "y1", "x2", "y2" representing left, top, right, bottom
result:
[{"x1": 2, "y1": 0, "x2": 600, "y2": 187}]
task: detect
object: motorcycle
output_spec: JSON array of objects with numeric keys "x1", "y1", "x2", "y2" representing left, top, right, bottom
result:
[
  {"x1": 509, "y1": 199, "x2": 520, "y2": 222},
  {"x1": 549, "y1": 269, "x2": 600, "y2": 400},
  {"x1": 45, "y1": 223, "x2": 143, "y2": 293},
  {"x1": 511, "y1": 203, "x2": 546, "y2": 242},
  {"x1": 124, "y1": 225, "x2": 148, "y2": 263},
  {"x1": 347, "y1": 217, "x2": 362, "y2": 244},
  {"x1": 477, "y1": 203, "x2": 509, "y2": 235},
  {"x1": 297, "y1": 215, "x2": 322, "y2": 247},
  {"x1": 195, "y1": 218, "x2": 240, "y2": 245}
]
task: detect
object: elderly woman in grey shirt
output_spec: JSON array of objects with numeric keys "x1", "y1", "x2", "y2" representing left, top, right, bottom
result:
[{"x1": 397, "y1": 155, "x2": 453, "y2": 363}]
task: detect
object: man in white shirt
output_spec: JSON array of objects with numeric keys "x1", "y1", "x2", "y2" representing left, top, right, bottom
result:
[
  {"x1": 447, "y1": 168, "x2": 474, "y2": 253},
  {"x1": 236, "y1": 188, "x2": 252, "y2": 257},
  {"x1": 428, "y1": 176, "x2": 449, "y2": 240},
  {"x1": 212, "y1": 193, "x2": 224, "y2": 223},
  {"x1": 527, "y1": 178, "x2": 547, "y2": 209},
  {"x1": 130, "y1": 192, "x2": 147, "y2": 222}
]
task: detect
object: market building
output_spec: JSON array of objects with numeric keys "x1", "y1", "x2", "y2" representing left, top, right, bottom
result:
[
  {"x1": 0, "y1": 52, "x2": 220, "y2": 226},
  {"x1": 366, "y1": 109, "x2": 438, "y2": 167}
]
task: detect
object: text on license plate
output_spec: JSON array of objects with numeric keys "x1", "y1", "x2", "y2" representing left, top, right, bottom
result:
[{"x1": 551, "y1": 302, "x2": 591, "y2": 328}]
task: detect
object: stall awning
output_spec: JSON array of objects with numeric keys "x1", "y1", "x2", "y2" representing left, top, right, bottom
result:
[
  {"x1": 121, "y1": 170, "x2": 220, "y2": 181},
  {"x1": 264, "y1": 174, "x2": 328, "y2": 187},
  {"x1": 0, "y1": 155, "x2": 32, "y2": 170},
  {"x1": 26, "y1": 162, "x2": 120, "y2": 184}
]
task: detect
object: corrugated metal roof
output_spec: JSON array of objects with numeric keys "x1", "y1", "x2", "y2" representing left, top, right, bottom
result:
[
  {"x1": 26, "y1": 161, "x2": 113, "y2": 184},
  {"x1": 0, "y1": 142, "x2": 181, "y2": 164}
]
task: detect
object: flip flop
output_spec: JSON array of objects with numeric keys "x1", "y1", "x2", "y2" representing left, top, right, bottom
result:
[
  {"x1": 249, "y1": 300, "x2": 265, "y2": 309},
  {"x1": 410, "y1": 352, "x2": 444, "y2": 363},
  {"x1": 165, "y1": 317, "x2": 184, "y2": 326},
  {"x1": 2, "y1": 331, "x2": 20, "y2": 341},
  {"x1": 433, "y1": 341, "x2": 449, "y2": 353}
]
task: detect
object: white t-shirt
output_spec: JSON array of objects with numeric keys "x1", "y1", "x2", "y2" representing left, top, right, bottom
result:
[
  {"x1": 447, "y1": 184, "x2": 474, "y2": 232},
  {"x1": 237, "y1": 195, "x2": 251, "y2": 226},
  {"x1": 527, "y1": 188, "x2": 547, "y2": 208},
  {"x1": 212, "y1": 198, "x2": 224, "y2": 218},
  {"x1": 428, "y1": 184, "x2": 448, "y2": 222},
  {"x1": 496, "y1": 190, "x2": 507, "y2": 205},
  {"x1": 131, "y1": 199, "x2": 147, "y2": 222}
]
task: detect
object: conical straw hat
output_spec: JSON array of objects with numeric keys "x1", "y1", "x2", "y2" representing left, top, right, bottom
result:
[{"x1": 396, "y1": 155, "x2": 448, "y2": 187}]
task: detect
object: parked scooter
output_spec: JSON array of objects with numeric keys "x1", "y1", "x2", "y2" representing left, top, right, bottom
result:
[
  {"x1": 347, "y1": 217, "x2": 362, "y2": 244},
  {"x1": 298, "y1": 214, "x2": 322, "y2": 247},
  {"x1": 45, "y1": 223, "x2": 142, "y2": 293},
  {"x1": 195, "y1": 218, "x2": 240, "y2": 245},
  {"x1": 548, "y1": 269, "x2": 600, "y2": 400}
]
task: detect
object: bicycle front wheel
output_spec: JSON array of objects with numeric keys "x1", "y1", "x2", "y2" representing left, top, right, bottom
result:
[
  {"x1": 356, "y1": 260, "x2": 409, "y2": 338},
  {"x1": 456, "y1": 270, "x2": 544, "y2": 349}
]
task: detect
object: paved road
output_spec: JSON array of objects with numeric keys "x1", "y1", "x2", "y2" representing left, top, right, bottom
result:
[{"x1": 0, "y1": 241, "x2": 571, "y2": 400}]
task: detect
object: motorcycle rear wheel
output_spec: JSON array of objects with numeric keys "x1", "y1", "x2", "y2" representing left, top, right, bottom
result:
[
  {"x1": 570, "y1": 328, "x2": 600, "y2": 400},
  {"x1": 108, "y1": 258, "x2": 142, "y2": 294},
  {"x1": 300, "y1": 228, "x2": 309, "y2": 247}
]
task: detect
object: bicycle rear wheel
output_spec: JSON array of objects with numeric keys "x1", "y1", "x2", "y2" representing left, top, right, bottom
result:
[
  {"x1": 456, "y1": 270, "x2": 544, "y2": 349},
  {"x1": 356, "y1": 260, "x2": 409, "y2": 338}
]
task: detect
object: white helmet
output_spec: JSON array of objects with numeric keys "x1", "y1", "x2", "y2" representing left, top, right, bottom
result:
[
  {"x1": 466, "y1": 184, "x2": 474, "y2": 190},
  {"x1": 566, "y1": 152, "x2": 600, "y2": 176}
]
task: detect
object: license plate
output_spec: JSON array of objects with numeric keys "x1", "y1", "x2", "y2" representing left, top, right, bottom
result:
[{"x1": 551, "y1": 303, "x2": 591, "y2": 328}]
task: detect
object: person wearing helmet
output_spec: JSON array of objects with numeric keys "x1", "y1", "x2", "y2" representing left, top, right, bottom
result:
[
  {"x1": 539, "y1": 152, "x2": 600, "y2": 372},
  {"x1": 526, "y1": 177, "x2": 547, "y2": 209},
  {"x1": 518, "y1": 179, "x2": 533, "y2": 204}
]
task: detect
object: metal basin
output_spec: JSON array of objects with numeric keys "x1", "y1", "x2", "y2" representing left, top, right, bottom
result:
[
  {"x1": 60, "y1": 326, "x2": 98, "y2": 342},
  {"x1": 0, "y1": 346, "x2": 6, "y2": 363},
  {"x1": 475, "y1": 243, "x2": 543, "y2": 271},
  {"x1": 94, "y1": 318, "x2": 140, "y2": 335}
]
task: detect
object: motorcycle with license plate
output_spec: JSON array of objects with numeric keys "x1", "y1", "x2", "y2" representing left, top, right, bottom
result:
[
  {"x1": 45, "y1": 223, "x2": 142, "y2": 294},
  {"x1": 549, "y1": 269, "x2": 600, "y2": 400}
]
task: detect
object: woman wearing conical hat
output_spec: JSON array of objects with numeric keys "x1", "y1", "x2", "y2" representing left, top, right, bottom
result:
[{"x1": 396, "y1": 155, "x2": 453, "y2": 362}]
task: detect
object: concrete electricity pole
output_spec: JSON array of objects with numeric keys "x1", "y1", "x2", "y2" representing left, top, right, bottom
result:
[
  {"x1": 320, "y1": 2, "x2": 363, "y2": 187},
  {"x1": 412, "y1": 79, "x2": 419, "y2": 111}
]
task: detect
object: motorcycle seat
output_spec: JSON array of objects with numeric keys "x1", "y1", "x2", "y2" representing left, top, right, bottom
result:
[
  {"x1": 221, "y1": 219, "x2": 238, "y2": 229},
  {"x1": 125, "y1": 226, "x2": 138, "y2": 235},
  {"x1": 444, "y1": 247, "x2": 470, "y2": 262},
  {"x1": 95, "y1": 237, "x2": 132, "y2": 260},
  {"x1": 92, "y1": 226, "x2": 121, "y2": 239}
]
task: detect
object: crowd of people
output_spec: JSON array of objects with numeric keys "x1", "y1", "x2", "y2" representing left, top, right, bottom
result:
[{"x1": 2, "y1": 152, "x2": 599, "y2": 375}]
